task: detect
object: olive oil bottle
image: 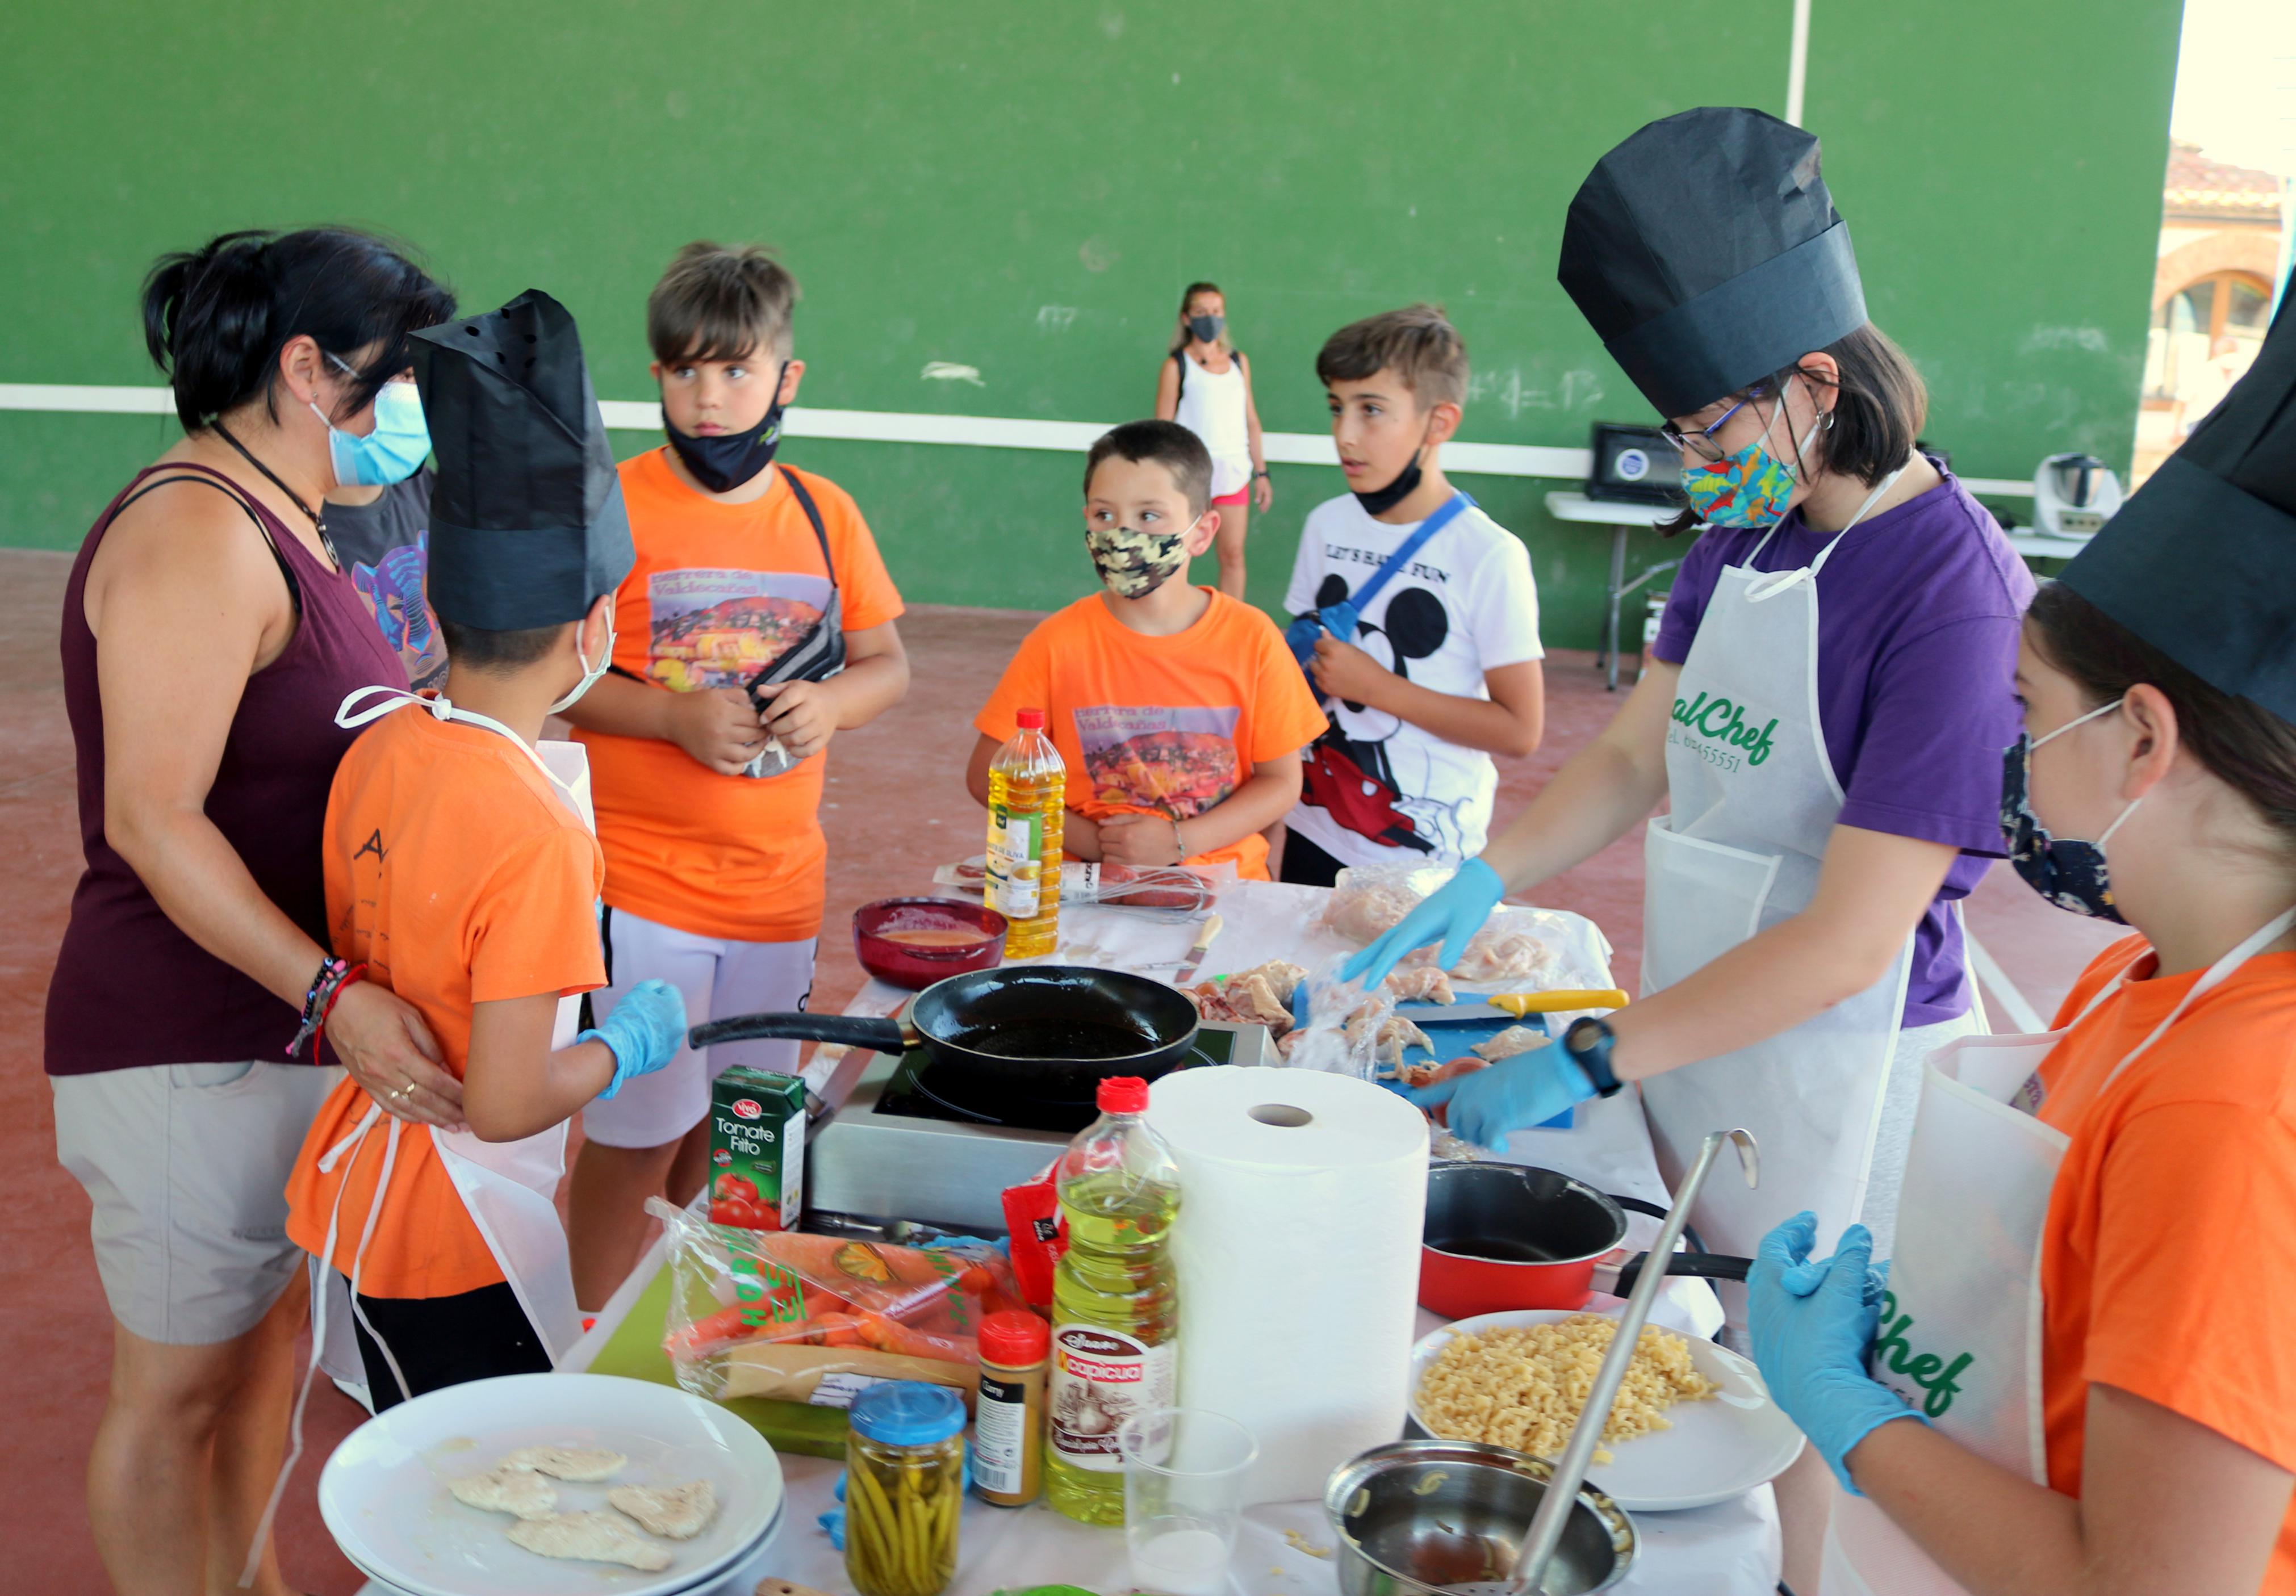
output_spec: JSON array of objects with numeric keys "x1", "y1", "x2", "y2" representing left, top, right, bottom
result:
[{"x1": 1044, "y1": 1076, "x2": 1180, "y2": 1525}]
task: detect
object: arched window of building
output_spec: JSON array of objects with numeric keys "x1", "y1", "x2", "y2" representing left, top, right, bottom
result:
[{"x1": 2145, "y1": 269, "x2": 2273, "y2": 402}]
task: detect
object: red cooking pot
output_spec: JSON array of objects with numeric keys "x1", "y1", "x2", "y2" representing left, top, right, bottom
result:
[{"x1": 1419, "y1": 1161, "x2": 1747, "y2": 1318}]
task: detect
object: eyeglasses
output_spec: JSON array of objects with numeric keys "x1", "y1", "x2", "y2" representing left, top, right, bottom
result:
[{"x1": 1659, "y1": 396, "x2": 1754, "y2": 463}]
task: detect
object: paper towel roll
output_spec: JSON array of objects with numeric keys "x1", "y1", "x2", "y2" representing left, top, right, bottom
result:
[{"x1": 1146, "y1": 1065, "x2": 1428, "y2": 1506}]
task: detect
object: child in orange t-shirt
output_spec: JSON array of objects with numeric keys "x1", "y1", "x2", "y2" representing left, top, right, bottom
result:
[
  {"x1": 559, "y1": 244, "x2": 909, "y2": 1310},
  {"x1": 286, "y1": 290, "x2": 686, "y2": 1408},
  {"x1": 967, "y1": 420, "x2": 1326, "y2": 880}
]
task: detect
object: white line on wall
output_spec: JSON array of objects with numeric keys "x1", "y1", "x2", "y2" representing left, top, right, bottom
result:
[{"x1": 0, "y1": 382, "x2": 2037, "y2": 495}]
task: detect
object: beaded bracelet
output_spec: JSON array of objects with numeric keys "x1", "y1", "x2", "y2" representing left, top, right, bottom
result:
[
  {"x1": 311, "y1": 962, "x2": 367, "y2": 1065},
  {"x1": 287, "y1": 954, "x2": 360, "y2": 1060},
  {"x1": 1169, "y1": 814, "x2": 1188, "y2": 863}
]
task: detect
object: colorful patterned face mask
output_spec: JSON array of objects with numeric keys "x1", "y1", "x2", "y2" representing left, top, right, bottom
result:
[
  {"x1": 1086, "y1": 522, "x2": 1191, "y2": 598},
  {"x1": 1679, "y1": 382, "x2": 1805, "y2": 530}
]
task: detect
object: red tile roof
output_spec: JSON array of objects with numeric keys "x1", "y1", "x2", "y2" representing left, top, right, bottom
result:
[{"x1": 2165, "y1": 140, "x2": 2284, "y2": 220}]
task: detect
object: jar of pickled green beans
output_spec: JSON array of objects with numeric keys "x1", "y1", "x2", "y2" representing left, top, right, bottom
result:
[{"x1": 846, "y1": 1381, "x2": 965, "y2": 1596}]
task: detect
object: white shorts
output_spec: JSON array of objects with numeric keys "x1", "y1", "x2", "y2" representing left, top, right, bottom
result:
[
  {"x1": 53, "y1": 1060, "x2": 344, "y2": 1344},
  {"x1": 579, "y1": 907, "x2": 817, "y2": 1150}
]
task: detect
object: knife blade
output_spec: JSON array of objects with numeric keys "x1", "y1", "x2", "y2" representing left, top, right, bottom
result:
[{"x1": 1170, "y1": 912, "x2": 1225, "y2": 986}]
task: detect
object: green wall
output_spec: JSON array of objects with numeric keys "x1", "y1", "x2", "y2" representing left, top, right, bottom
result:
[{"x1": 0, "y1": 0, "x2": 2181, "y2": 641}]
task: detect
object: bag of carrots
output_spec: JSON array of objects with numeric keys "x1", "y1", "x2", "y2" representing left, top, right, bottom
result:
[{"x1": 650, "y1": 1197, "x2": 1035, "y2": 1410}]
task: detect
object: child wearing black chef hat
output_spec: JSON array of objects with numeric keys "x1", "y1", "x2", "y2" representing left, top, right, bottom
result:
[
  {"x1": 283, "y1": 291, "x2": 686, "y2": 1409},
  {"x1": 1744, "y1": 289, "x2": 2296, "y2": 1596}
]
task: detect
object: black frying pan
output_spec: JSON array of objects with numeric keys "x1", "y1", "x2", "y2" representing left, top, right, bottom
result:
[{"x1": 690, "y1": 964, "x2": 1201, "y2": 1120}]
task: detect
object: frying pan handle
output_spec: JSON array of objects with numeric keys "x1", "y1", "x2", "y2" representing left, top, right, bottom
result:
[
  {"x1": 689, "y1": 1013, "x2": 909, "y2": 1052},
  {"x1": 1611, "y1": 1193, "x2": 1709, "y2": 1259},
  {"x1": 1611, "y1": 1249, "x2": 1752, "y2": 1299}
]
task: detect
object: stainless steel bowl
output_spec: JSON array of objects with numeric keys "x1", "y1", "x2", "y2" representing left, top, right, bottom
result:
[{"x1": 1324, "y1": 1439, "x2": 1637, "y2": 1595}]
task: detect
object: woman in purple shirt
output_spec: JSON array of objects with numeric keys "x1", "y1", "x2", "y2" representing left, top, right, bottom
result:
[
  {"x1": 1352, "y1": 109, "x2": 2029, "y2": 1263},
  {"x1": 47, "y1": 229, "x2": 457, "y2": 1594}
]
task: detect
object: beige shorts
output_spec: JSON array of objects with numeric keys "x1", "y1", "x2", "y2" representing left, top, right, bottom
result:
[{"x1": 53, "y1": 1059, "x2": 342, "y2": 1346}]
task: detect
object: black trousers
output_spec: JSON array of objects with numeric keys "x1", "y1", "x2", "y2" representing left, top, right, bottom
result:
[
  {"x1": 345, "y1": 1276, "x2": 552, "y2": 1411},
  {"x1": 1276, "y1": 827, "x2": 1348, "y2": 889}
]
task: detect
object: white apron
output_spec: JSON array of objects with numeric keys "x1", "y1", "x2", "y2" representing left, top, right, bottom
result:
[
  {"x1": 1824, "y1": 906, "x2": 2296, "y2": 1594},
  {"x1": 1640, "y1": 475, "x2": 1912, "y2": 1261}
]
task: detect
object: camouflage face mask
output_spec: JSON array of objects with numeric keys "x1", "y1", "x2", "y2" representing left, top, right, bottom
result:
[{"x1": 1085, "y1": 522, "x2": 1190, "y2": 600}]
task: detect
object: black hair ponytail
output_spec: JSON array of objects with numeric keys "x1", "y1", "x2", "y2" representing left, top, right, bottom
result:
[{"x1": 140, "y1": 227, "x2": 457, "y2": 434}]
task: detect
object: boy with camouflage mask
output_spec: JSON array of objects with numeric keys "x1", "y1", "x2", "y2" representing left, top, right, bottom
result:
[{"x1": 965, "y1": 420, "x2": 1326, "y2": 879}]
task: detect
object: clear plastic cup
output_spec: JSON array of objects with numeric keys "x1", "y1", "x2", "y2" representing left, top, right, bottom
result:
[{"x1": 1119, "y1": 1408, "x2": 1259, "y2": 1596}]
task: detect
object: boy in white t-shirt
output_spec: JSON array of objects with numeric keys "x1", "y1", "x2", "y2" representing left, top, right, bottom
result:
[{"x1": 1278, "y1": 304, "x2": 1545, "y2": 884}]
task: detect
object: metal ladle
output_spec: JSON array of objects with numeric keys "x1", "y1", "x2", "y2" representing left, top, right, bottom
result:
[{"x1": 1484, "y1": 1128, "x2": 1760, "y2": 1596}]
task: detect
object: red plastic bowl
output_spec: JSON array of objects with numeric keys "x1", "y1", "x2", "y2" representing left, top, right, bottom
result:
[{"x1": 852, "y1": 897, "x2": 1009, "y2": 990}]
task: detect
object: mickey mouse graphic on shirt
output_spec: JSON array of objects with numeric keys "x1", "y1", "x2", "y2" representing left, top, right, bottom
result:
[{"x1": 1307, "y1": 573, "x2": 1473, "y2": 854}]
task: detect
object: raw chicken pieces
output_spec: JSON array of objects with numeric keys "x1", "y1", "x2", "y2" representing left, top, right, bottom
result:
[
  {"x1": 1473, "y1": 1025, "x2": 1551, "y2": 1061},
  {"x1": 1321, "y1": 866, "x2": 1559, "y2": 984},
  {"x1": 500, "y1": 1443, "x2": 629, "y2": 1482},
  {"x1": 507, "y1": 1510, "x2": 675, "y2": 1571},
  {"x1": 446, "y1": 1465, "x2": 558, "y2": 1520},
  {"x1": 608, "y1": 1479, "x2": 718, "y2": 1539},
  {"x1": 1396, "y1": 1055, "x2": 1492, "y2": 1090},
  {"x1": 1192, "y1": 960, "x2": 1304, "y2": 1030},
  {"x1": 1384, "y1": 966, "x2": 1457, "y2": 1004}
]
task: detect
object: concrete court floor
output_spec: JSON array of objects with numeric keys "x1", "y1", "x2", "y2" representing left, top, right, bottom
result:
[{"x1": 0, "y1": 546, "x2": 2117, "y2": 1591}]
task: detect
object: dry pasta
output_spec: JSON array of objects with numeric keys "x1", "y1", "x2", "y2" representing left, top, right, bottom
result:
[{"x1": 1415, "y1": 1315, "x2": 1719, "y2": 1461}]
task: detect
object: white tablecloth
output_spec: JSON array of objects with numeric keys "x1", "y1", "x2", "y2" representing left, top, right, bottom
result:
[{"x1": 529, "y1": 881, "x2": 1783, "y2": 1596}]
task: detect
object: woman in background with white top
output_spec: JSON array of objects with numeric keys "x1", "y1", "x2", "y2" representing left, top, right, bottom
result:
[{"x1": 1155, "y1": 280, "x2": 1270, "y2": 597}]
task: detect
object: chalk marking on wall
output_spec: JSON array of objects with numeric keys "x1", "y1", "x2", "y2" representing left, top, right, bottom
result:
[
  {"x1": 0, "y1": 382, "x2": 2038, "y2": 494},
  {"x1": 920, "y1": 361, "x2": 986, "y2": 386}
]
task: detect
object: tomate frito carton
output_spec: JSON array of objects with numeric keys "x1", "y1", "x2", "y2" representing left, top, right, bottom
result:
[{"x1": 709, "y1": 1065, "x2": 806, "y2": 1230}]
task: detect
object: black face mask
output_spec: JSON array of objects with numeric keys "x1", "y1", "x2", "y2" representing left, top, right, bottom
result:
[
  {"x1": 1353, "y1": 446, "x2": 1425, "y2": 517},
  {"x1": 664, "y1": 361, "x2": 788, "y2": 492},
  {"x1": 1188, "y1": 313, "x2": 1224, "y2": 344}
]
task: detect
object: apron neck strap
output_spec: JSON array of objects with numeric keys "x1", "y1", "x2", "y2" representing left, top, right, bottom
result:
[
  {"x1": 332, "y1": 684, "x2": 576, "y2": 810},
  {"x1": 1744, "y1": 458, "x2": 1910, "y2": 602},
  {"x1": 1807, "y1": 460, "x2": 1909, "y2": 579},
  {"x1": 2101, "y1": 904, "x2": 2296, "y2": 1090}
]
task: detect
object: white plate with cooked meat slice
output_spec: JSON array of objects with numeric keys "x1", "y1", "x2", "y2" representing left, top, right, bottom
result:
[
  {"x1": 319, "y1": 1372, "x2": 782, "y2": 1596},
  {"x1": 609, "y1": 1478, "x2": 718, "y2": 1539}
]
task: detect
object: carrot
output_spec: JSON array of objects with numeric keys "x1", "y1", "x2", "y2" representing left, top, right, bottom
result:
[
  {"x1": 855, "y1": 1310, "x2": 972, "y2": 1362},
  {"x1": 817, "y1": 1312, "x2": 867, "y2": 1348}
]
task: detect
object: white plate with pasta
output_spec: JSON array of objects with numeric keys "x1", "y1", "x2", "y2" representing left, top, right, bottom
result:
[{"x1": 1407, "y1": 1308, "x2": 1805, "y2": 1511}]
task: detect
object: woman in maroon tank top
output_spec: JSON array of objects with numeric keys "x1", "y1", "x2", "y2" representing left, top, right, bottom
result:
[{"x1": 46, "y1": 229, "x2": 457, "y2": 1595}]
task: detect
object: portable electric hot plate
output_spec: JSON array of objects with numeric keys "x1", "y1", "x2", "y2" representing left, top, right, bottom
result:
[{"x1": 805, "y1": 1020, "x2": 1275, "y2": 1233}]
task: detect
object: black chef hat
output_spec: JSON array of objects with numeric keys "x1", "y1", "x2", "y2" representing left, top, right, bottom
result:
[
  {"x1": 411, "y1": 289, "x2": 633, "y2": 632},
  {"x1": 2062, "y1": 291, "x2": 2296, "y2": 726},
  {"x1": 1558, "y1": 107, "x2": 1868, "y2": 420}
]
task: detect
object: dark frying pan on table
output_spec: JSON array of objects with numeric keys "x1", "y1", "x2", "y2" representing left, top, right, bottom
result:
[{"x1": 691, "y1": 964, "x2": 1202, "y2": 1122}]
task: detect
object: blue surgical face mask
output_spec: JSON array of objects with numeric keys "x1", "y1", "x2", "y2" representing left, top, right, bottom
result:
[
  {"x1": 2001, "y1": 696, "x2": 2139, "y2": 921},
  {"x1": 313, "y1": 358, "x2": 430, "y2": 488}
]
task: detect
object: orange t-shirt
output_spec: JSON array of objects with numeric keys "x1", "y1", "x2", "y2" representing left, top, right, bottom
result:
[
  {"x1": 973, "y1": 590, "x2": 1328, "y2": 879},
  {"x1": 575, "y1": 454, "x2": 904, "y2": 942},
  {"x1": 285, "y1": 709, "x2": 607, "y2": 1300},
  {"x1": 2035, "y1": 934, "x2": 2296, "y2": 1588}
]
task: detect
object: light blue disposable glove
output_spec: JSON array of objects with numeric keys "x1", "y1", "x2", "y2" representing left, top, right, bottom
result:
[
  {"x1": 1339, "y1": 857, "x2": 1507, "y2": 988},
  {"x1": 580, "y1": 978, "x2": 688, "y2": 1099},
  {"x1": 1748, "y1": 1213, "x2": 1923, "y2": 1493},
  {"x1": 1400, "y1": 1042, "x2": 1595, "y2": 1150}
]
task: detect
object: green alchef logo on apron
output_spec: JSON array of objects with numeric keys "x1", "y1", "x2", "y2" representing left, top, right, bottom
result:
[
  {"x1": 1671, "y1": 692, "x2": 1779, "y2": 767},
  {"x1": 1872, "y1": 1291, "x2": 1976, "y2": 1419}
]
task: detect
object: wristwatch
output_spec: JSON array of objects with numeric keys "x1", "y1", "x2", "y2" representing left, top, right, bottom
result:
[{"x1": 1561, "y1": 1016, "x2": 1625, "y2": 1098}]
